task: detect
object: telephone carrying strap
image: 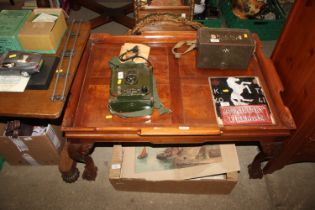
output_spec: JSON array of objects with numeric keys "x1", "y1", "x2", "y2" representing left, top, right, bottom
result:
[{"x1": 171, "y1": 40, "x2": 197, "y2": 59}]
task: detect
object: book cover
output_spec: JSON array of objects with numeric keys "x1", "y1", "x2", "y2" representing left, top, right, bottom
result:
[{"x1": 209, "y1": 76, "x2": 274, "y2": 126}]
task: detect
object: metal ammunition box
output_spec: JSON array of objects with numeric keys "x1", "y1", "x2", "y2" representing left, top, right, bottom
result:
[{"x1": 197, "y1": 28, "x2": 255, "y2": 70}]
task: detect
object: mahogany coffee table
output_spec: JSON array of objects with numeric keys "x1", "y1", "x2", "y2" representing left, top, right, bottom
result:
[{"x1": 59, "y1": 31, "x2": 295, "y2": 182}]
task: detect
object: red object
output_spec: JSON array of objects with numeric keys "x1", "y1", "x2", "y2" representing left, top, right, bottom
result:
[{"x1": 220, "y1": 105, "x2": 272, "y2": 125}]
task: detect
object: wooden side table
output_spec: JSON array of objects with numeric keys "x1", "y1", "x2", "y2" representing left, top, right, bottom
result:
[{"x1": 0, "y1": 22, "x2": 90, "y2": 119}]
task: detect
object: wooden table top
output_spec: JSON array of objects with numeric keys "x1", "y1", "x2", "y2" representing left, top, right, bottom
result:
[
  {"x1": 62, "y1": 31, "x2": 295, "y2": 143},
  {"x1": 0, "y1": 22, "x2": 90, "y2": 119}
]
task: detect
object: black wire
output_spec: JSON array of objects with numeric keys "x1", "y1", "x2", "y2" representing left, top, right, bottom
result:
[
  {"x1": 119, "y1": 45, "x2": 139, "y2": 62},
  {"x1": 131, "y1": 55, "x2": 153, "y2": 69},
  {"x1": 118, "y1": 45, "x2": 153, "y2": 69}
]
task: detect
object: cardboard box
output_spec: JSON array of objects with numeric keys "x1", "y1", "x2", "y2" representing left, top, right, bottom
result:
[
  {"x1": 18, "y1": 8, "x2": 67, "y2": 54},
  {"x1": 0, "y1": 10, "x2": 31, "y2": 53},
  {"x1": 109, "y1": 145, "x2": 238, "y2": 194},
  {"x1": 0, "y1": 123, "x2": 65, "y2": 165}
]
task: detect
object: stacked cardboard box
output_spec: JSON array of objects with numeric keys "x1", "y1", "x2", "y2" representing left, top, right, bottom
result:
[
  {"x1": 110, "y1": 145, "x2": 239, "y2": 194},
  {"x1": 0, "y1": 123, "x2": 65, "y2": 165}
]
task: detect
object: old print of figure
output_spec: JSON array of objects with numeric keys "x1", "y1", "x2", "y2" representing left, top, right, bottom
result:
[{"x1": 135, "y1": 145, "x2": 222, "y2": 173}]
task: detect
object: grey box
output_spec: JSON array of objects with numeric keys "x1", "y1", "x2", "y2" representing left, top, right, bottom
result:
[{"x1": 197, "y1": 27, "x2": 255, "y2": 70}]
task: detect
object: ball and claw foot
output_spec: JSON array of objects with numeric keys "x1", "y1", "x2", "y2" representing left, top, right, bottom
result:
[
  {"x1": 61, "y1": 167, "x2": 80, "y2": 183},
  {"x1": 82, "y1": 165, "x2": 98, "y2": 181},
  {"x1": 248, "y1": 164, "x2": 263, "y2": 179}
]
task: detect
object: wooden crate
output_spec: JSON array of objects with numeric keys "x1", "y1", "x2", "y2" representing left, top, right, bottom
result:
[{"x1": 133, "y1": 0, "x2": 195, "y2": 23}]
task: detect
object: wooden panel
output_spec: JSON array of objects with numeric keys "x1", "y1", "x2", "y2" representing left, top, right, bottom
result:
[
  {"x1": 264, "y1": 1, "x2": 315, "y2": 172},
  {"x1": 309, "y1": 130, "x2": 315, "y2": 142},
  {"x1": 272, "y1": 1, "x2": 315, "y2": 127}
]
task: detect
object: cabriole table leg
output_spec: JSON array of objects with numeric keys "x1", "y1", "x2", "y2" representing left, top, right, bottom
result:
[
  {"x1": 59, "y1": 142, "x2": 80, "y2": 183},
  {"x1": 59, "y1": 142, "x2": 98, "y2": 182}
]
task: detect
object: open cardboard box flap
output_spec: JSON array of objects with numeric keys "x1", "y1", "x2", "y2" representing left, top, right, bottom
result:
[
  {"x1": 21, "y1": 22, "x2": 55, "y2": 34},
  {"x1": 32, "y1": 8, "x2": 68, "y2": 17}
]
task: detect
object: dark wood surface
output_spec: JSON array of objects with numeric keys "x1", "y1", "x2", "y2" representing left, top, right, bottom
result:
[
  {"x1": 71, "y1": 0, "x2": 134, "y2": 29},
  {"x1": 0, "y1": 22, "x2": 90, "y2": 119},
  {"x1": 36, "y1": 0, "x2": 134, "y2": 29},
  {"x1": 265, "y1": 0, "x2": 315, "y2": 172},
  {"x1": 62, "y1": 32, "x2": 294, "y2": 141}
]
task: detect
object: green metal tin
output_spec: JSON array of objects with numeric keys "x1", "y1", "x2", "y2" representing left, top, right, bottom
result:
[{"x1": 0, "y1": 10, "x2": 31, "y2": 53}]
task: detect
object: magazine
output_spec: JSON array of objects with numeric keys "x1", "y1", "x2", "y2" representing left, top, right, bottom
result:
[
  {"x1": 120, "y1": 144, "x2": 240, "y2": 181},
  {"x1": 209, "y1": 76, "x2": 274, "y2": 126}
]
